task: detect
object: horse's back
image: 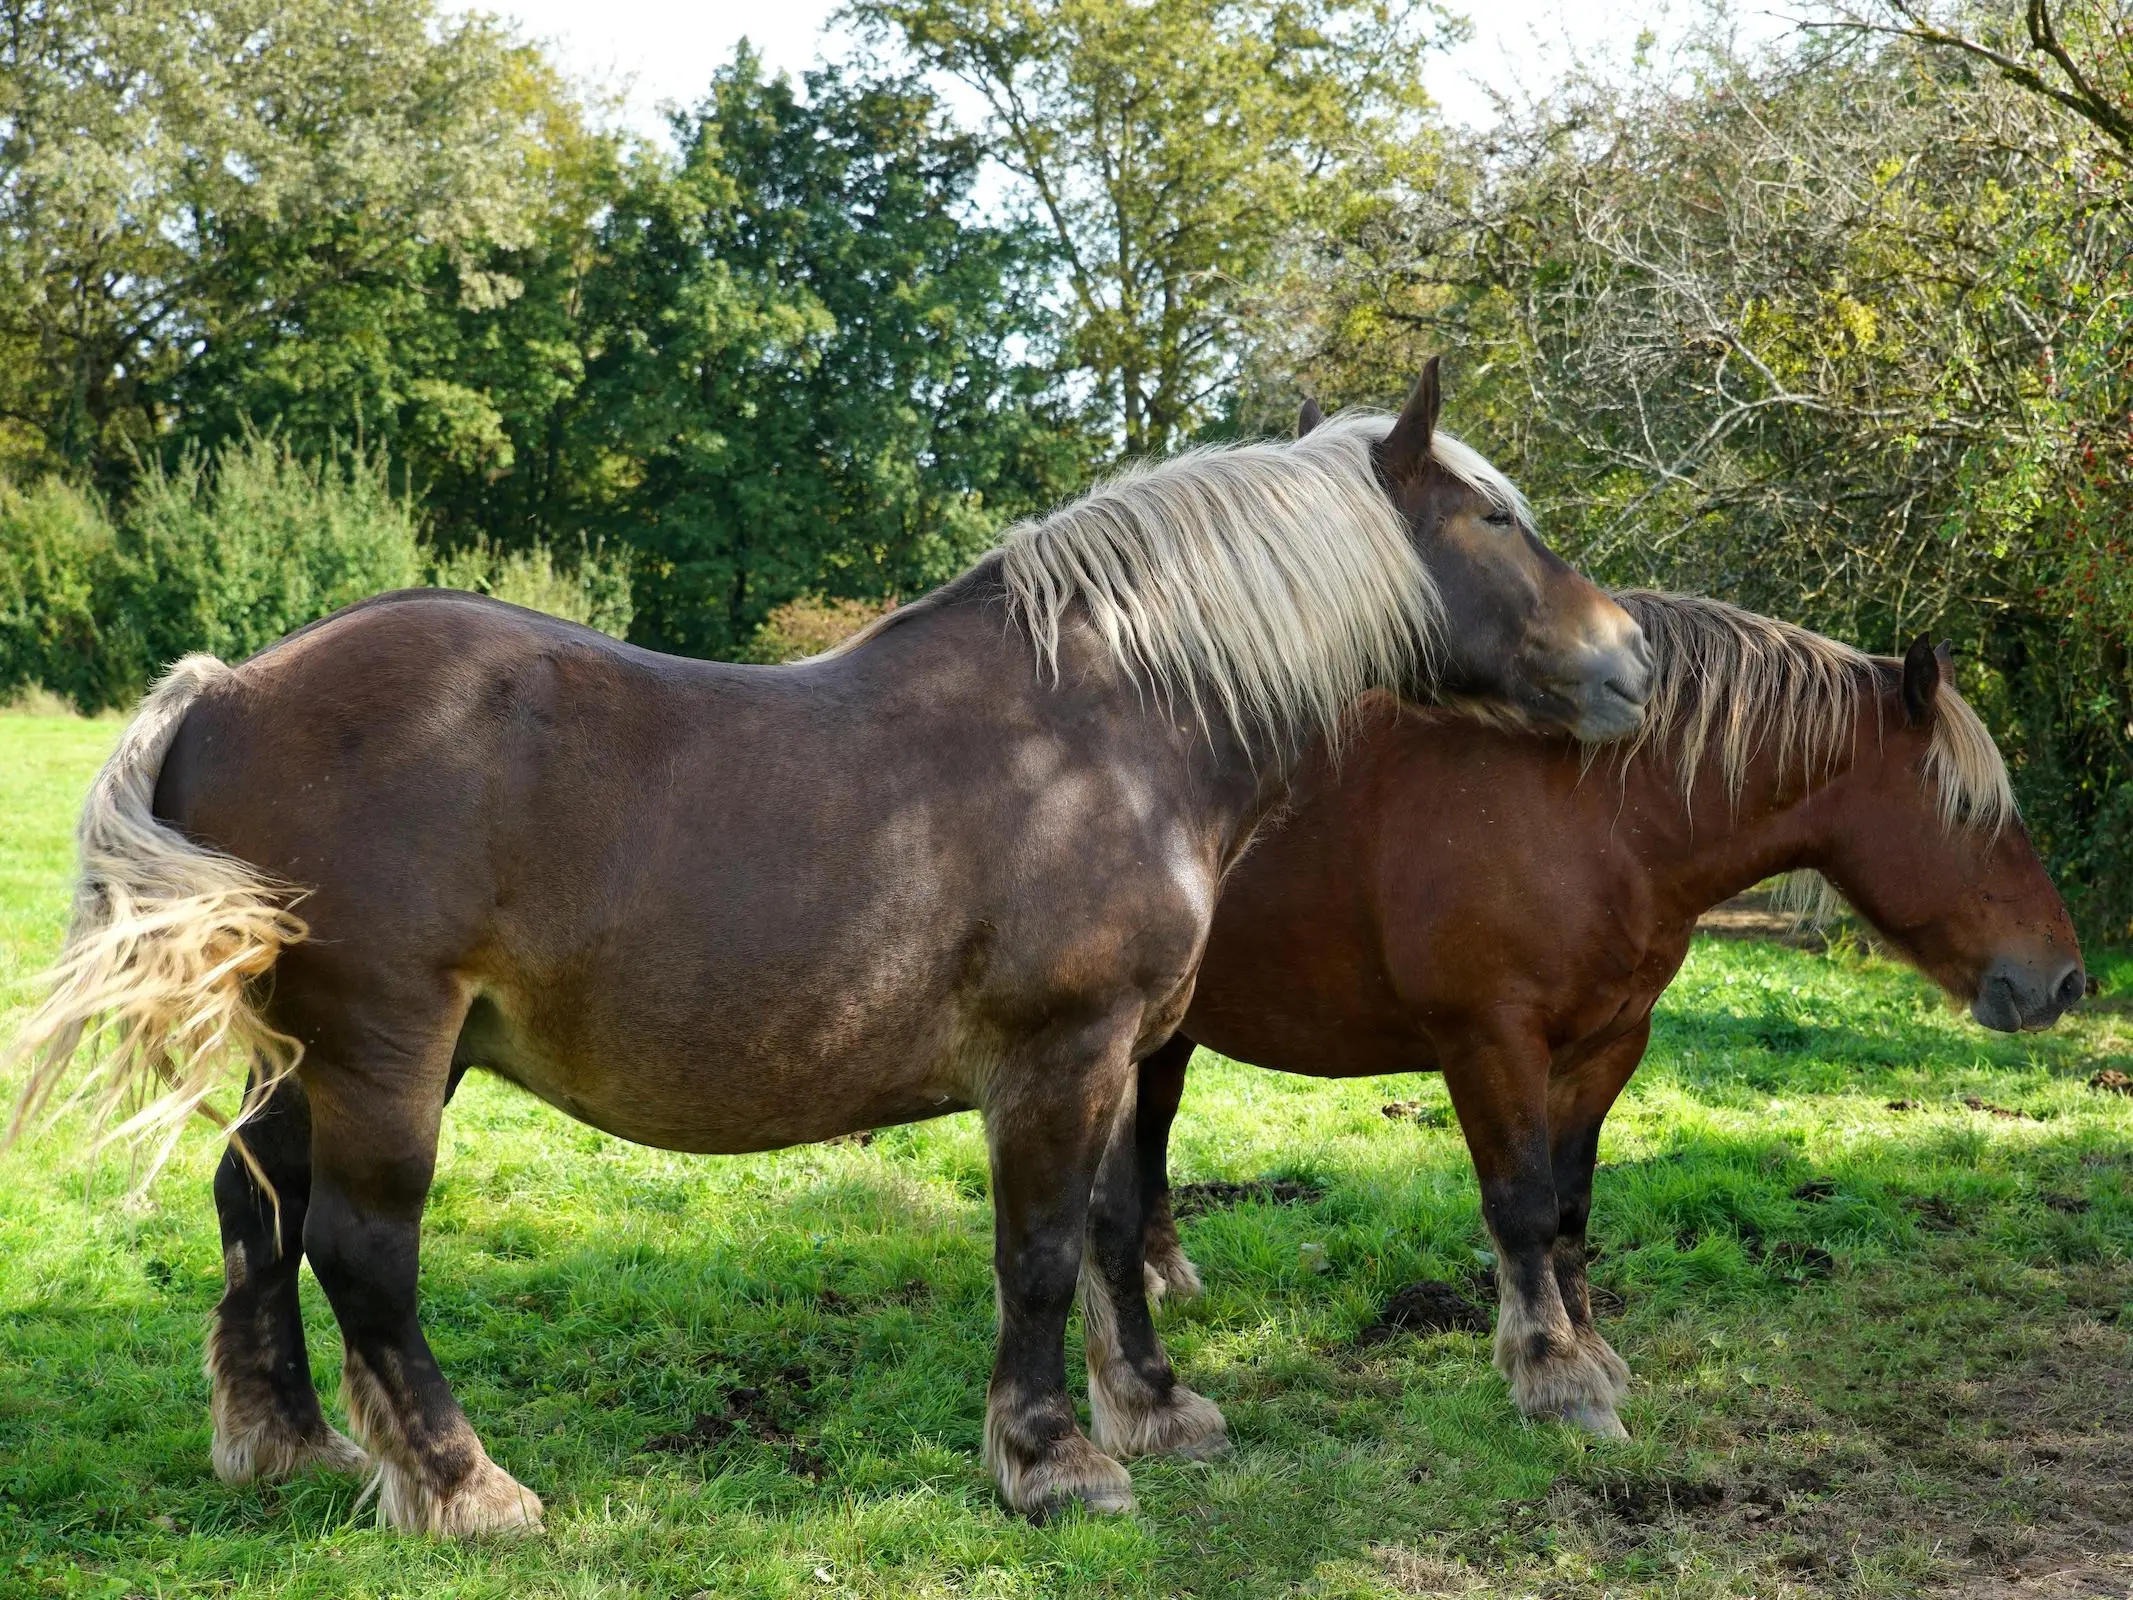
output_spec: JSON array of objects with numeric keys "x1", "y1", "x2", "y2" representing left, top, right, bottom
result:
[{"x1": 150, "y1": 586, "x2": 1219, "y2": 1151}]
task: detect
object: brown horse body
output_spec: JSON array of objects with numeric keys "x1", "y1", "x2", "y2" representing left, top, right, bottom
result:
[
  {"x1": 8, "y1": 371, "x2": 1654, "y2": 1532},
  {"x1": 1136, "y1": 593, "x2": 2082, "y2": 1438}
]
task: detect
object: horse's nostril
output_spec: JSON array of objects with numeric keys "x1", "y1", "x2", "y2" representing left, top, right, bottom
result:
[{"x1": 2057, "y1": 966, "x2": 2087, "y2": 1010}]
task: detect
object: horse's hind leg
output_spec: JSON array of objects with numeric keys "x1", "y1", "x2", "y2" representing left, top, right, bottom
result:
[
  {"x1": 1082, "y1": 1062, "x2": 1227, "y2": 1461},
  {"x1": 1444, "y1": 1018, "x2": 1628, "y2": 1439},
  {"x1": 300, "y1": 989, "x2": 543, "y2": 1535},
  {"x1": 1134, "y1": 1036, "x2": 1202, "y2": 1304},
  {"x1": 208, "y1": 1071, "x2": 366, "y2": 1482}
]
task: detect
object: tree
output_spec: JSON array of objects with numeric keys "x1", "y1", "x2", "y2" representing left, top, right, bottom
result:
[
  {"x1": 577, "y1": 56, "x2": 1089, "y2": 657},
  {"x1": 1262, "y1": 25, "x2": 2133, "y2": 931},
  {"x1": 0, "y1": 0, "x2": 569, "y2": 496},
  {"x1": 1830, "y1": 0, "x2": 2133, "y2": 155},
  {"x1": 845, "y1": 0, "x2": 1452, "y2": 455}
]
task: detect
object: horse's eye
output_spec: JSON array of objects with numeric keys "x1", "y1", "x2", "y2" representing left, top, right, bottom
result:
[{"x1": 1483, "y1": 509, "x2": 1514, "y2": 528}]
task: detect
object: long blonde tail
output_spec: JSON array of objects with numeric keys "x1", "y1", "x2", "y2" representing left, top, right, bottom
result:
[{"x1": 4, "y1": 655, "x2": 309, "y2": 1186}]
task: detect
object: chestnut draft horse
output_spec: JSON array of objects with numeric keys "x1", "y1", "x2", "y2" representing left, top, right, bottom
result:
[
  {"x1": 5, "y1": 365, "x2": 1654, "y2": 1533},
  {"x1": 1130, "y1": 591, "x2": 2083, "y2": 1440}
]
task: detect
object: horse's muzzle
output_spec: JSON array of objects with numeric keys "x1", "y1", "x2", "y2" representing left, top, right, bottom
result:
[
  {"x1": 1565, "y1": 617, "x2": 1654, "y2": 743},
  {"x1": 1971, "y1": 955, "x2": 2085, "y2": 1032}
]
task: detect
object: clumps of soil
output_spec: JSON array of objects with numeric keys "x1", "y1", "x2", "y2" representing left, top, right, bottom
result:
[
  {"x1": 1906, "y1": 1194, "x2": 1968, "y2": 1232},
  {"x1": 1790, "y1": 1177, "x2": 1840, "y2": 1203},
  {"x1": 2090, "y1": 1069, "x2": 2132, "y2": 1096},
  {"x1": 1354, "y1": 1280, "x2": 1489, "y2": 1345},
  {"x1": 1380, "y1": 1099, "x2": 1454, "y2": 1128},
  {"x1": 825, "y1": 1129, "x2": 875, "y2": 1147},
  {"x1": 1887, "y1": 1099, "x2": 1919, "y2": 1112},
  {"x1": 1591, "y1": 1474, "x2": 1727, "y2": 1522},
  {"x1": 1963, "y1": 1095, "x2": 2033, "y2": 1119},
  {"x1": 1762, "y1": 1241, "x2": 1836, "y2": 1281},
  {"x1": 645, "y1": 1364, "x2": 828, "y2": 1480},
  {"x1": 2043, "y1": 1192, "x2": 2092, "y2": 1214},
  {"x1": 1172, "y1": 1177, "x2": 1325, "y2": 1218},
  {"x1": 814, "y1": 1279, "x2": 929, "y2": 1316}
]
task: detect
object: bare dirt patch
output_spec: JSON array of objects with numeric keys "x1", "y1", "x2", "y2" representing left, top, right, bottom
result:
[
  {"x1": 1172, "y1": 1177, "x2": 1326, "y2": 1217},
  {"x1": 644, "y1": 1364, "x2": 827, "y2": 1479},
  {"x1": 1541, "y1": 1285, "x2": 2133, "y2": 1599},
  {"x1": 1354, "y1": 1281, "x2": 1490, "y2": 1345}
]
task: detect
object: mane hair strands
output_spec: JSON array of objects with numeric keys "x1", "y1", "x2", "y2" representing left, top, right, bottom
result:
[
  {"x1": 1613, "y1": 590, "x2": 2015, "y2": 832},
  {"x1": 998, "y1": 415, "x2": 1452, "y2": 752}
]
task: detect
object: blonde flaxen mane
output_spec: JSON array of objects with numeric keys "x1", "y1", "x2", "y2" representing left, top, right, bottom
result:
[
  {"x1": 997, "y1": 416, "x2": 1517, "y2": 750},
  {"x1": 1612, "y1": 590, "x2": 2015, "y2": 833}
]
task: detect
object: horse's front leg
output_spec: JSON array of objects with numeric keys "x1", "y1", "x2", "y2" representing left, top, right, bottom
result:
[
  {"x1": 1080, "y1": 1054, "x2": 1227, "y2": 1460},
  {"x1": 1543, "y1": 1020, "x2": 1648, "y2": 1415},
  {"x1": 1443, "y1": 1015, "x2": 1628, "y2": 1438},
  {"x1": 981, "y1": 1021, "x2": 1140, "y2": 1519}
]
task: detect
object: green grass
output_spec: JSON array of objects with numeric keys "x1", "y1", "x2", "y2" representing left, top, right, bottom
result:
[{"x1": 1, "y1": 713, "x2": 2129, "y2": 1599}]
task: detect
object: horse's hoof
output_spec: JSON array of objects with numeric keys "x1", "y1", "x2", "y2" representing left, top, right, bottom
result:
[
  {"x1": 994, "y1": 1428, "x2": 1136, "y2": 1520},
  {"x1": 1034, "y1": 1467, "x2": 1138, "y2": 1521},
  {"x1": 379, "y1": 1454, "x2": 546, "y2": 1537},
  {"x1": 1093, "y1": 1382, "x2": 1229, "y2": 1460},
  {"x1": 1149, "y1": 1247, "x2": 1204, "y2": 1302},
  {"x1": 212, "y1": 1417, "x2": 369, "y2": 1484},
  {"x1": 1559, "y1": 1399, "x2": 1630, "y2": 1440}
]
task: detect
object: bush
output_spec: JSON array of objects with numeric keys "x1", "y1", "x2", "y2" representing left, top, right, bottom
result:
[
  {"x1": 429, "y1": 538, "x2": 632, "y2": 640},
  {"x1": 113, "y1": 434, "x2": 427, "y2": 673},
  {"x1": 0, "y1": 480, "x2": 130, "y2": 709},
  {"x1": 741, "y1": 595, "x2": 894, "y2": 662},
  {"x1": 0, "y1": 432, "x2": 633, "y2": 711}
]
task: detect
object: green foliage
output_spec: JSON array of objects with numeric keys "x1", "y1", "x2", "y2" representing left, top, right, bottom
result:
[
  {"x1": 579, "y1": 57, "x2": 1087, "y2": 657},
  {"x1": 115, "y1": 437, "x2": 427, "y2": 668},
  {"x1": 0, "y1": 481, "x2": 128, "y2": 709},
  {"x1": 848, "y1": 0, "x2": 1454, "y2": 454},
  {"x1": 0, "y1": 0, "x2": 565, "y2": 494},
  {"x1": 1, "y1": 727, "x2": 2129, "y2": 1597},
  {"x1": 0, "y1": 434, "x2": 631, "y2": 710},
  {"x1": 430, "y1": 538, "x2": 634, "y2": 639}
]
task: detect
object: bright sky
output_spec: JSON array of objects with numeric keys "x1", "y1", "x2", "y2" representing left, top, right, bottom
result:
[{"x1": 466, "y1": 0, "x2": 1804, "y2": 141}]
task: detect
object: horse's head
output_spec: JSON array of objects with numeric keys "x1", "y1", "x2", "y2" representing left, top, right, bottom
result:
[
  {"x1": 1817, "y1": 638, "x2": 2083, "y2": 1032},
  {"x1": 1331, "y1": 361, "x2": 1652, "y2": 742}
]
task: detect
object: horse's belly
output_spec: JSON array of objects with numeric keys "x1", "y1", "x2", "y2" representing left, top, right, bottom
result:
[{"x1": 454, "y1": 990, "x2": 975, "y2": 1154}]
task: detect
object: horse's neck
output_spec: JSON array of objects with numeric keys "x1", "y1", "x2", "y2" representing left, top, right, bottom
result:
[{"x1": 1636, "y1": 739, "x2": 1843, "y2": 920}]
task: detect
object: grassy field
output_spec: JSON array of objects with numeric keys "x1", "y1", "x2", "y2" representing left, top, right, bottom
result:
[{"x1": 1, "y1": 712, "x2": 2129, "y2": 1600}]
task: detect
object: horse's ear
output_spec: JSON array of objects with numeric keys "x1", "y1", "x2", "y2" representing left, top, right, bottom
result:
[
  {"x1": 1376, "y1": 357, "x2": 1442, "y2": 484},
  {"x1": 1298, "y1": 397, "x2": 1326, "y2": 438},
  {"x1": 1901, "y1": 634, "x2": 1941, "y2": 725}
]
